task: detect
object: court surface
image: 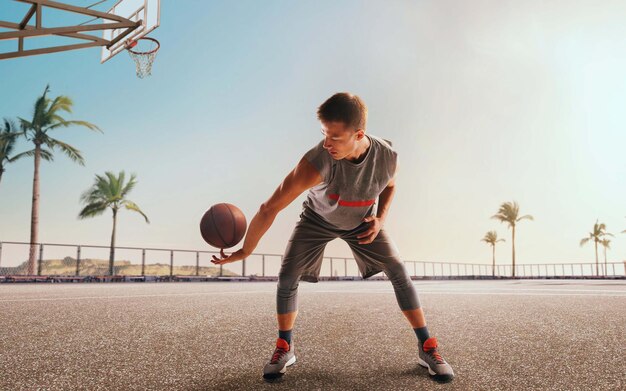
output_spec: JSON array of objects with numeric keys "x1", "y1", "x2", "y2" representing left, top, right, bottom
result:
[{"x1": 1, "y1": 279, "x2": 624, "y2": 390}]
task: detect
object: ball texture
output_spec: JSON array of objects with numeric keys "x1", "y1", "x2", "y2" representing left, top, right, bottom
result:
[{"x1": 200, "y1": 203, "x2": 247, "y2": 249}]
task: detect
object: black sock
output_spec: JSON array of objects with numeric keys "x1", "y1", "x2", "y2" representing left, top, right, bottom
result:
[
  {"x1": 414, "y1": 326, "x2": 430, "y2": 344},
  {"x1": 279, "y1": 329, "x2": 292, "y2": 345}
]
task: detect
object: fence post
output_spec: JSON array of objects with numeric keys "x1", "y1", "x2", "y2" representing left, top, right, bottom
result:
[
  {"x1": 141, "y1": 249, "x2": 146, "y2": 277},
  {"x1": 196, "y1": 252, "x2": 199, "y2": 276},
  {"x1": 262, "y1": 255, "x2": 265, "y2": 277},
  {"x1": 242, "y1": 258, "x2": 246, "y2": 277},
  {"x1": 345, "y1": 258, "x2": 348, "y2": 277},
  {"x1": 220, "y1": 264, "x2": 223, "y2": 277},
  {"x1": 38, "y1": 244, "x2": 44, "y2": 276},
  {"x1": 0, "y1": 241, "x2": 3, "y2": 270},
  {"x1": 612, "y1": 263, "x2": 615, "y2": 276},
  {"x1": 76, "y1": 246, "x2": 81, "y2": 276},
  {"x1": 169, "y1": 250, "x2": 174, "y2": 278},
  {"x1": 330, "y1": 257, "x2": 333, "y2": 277}
]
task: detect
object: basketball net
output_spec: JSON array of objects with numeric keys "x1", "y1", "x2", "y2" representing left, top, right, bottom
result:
[{"x1": 126, "y1": 37, "x2": 160, "y2": 78}]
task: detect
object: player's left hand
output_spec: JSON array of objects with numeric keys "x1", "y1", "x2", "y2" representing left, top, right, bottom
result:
[{"x1": 357, "y1": 216, "x2": 383, "y2": 244}]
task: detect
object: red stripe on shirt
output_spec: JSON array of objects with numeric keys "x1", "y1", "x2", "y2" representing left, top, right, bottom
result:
[{"x1": 327, "y1": 194, "x2": 375, "y2": 207}]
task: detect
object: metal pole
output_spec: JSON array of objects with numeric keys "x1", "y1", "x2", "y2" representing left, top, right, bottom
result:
[
  {"x1": 141, "y1": 249, "x2": 146, "y2": 277},
  {"x1": 330, "y1": 257, "x2": 333, "y2": 277},
  {"x1": 0, "y1": 242, "x2": 3, "y2": 270},
  {"x1": 413, "y1": 261, "x2": 417, "y2": 277},
  {"x1": 344, "y1": 258, "x2": 347, "y2": 277},
  {"x1": 262, "y1": 255, "x2": 265, "y2": 277},
  {"x1": 37, "y1": 244, "x2": 44, "y2": 276},
  {"x1": 196, "y1": 252, "x2": 199, "y2": 276},
  {"x1": 471, "y1": 264, "x2": 475, "y2": 276},
  {"x1": 76, "y1": 246, "x2": 81, "y2": 276},
  {"x1": 580, "y1": 264, "x2": 583, "y2": 277},
  {"x1": 242, "y1": 258, "x2": 246, "y2": 277},
  {"x1": 220, "y1": 264, "x2": 223, "y2": 277},
  {"x1": 169, "y1": 250, "x2": 174, "y2": 278},
  {"x1": 612, "y1": 263, "x2": 615, "y2": 276}
]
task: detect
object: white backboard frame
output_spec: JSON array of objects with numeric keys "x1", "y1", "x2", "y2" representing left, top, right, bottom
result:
[{"x1": 101, "y1": 0, "x2": 160, "y2": 63}]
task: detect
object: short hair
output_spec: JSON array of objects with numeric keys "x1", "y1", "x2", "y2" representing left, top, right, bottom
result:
[{"x1": 317, "y1": 92, "x2": 368, "y2": 130}]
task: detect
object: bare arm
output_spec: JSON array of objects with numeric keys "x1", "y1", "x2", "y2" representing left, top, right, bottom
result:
[
  {"x1": 376, "y1": 164, "x2": 397, "y2": 224},
  {"x1": 212, "y1": 157, "x2": 322, "y2": 264},
  {"x1": 357, "y1": 162, "x2": 398, "y2": 244}
]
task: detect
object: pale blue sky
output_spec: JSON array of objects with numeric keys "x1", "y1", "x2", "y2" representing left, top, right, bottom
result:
[{"x1": 1, "y1": 0, "x2": 625, "y2": 266}]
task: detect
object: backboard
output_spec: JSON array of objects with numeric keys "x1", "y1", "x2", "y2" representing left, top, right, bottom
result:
[{"x1": 100, "y1": 0, "x2": 160, "y2": 63}]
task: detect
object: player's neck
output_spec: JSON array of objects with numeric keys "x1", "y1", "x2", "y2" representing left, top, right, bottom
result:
[{"x1": 345, "y1": 135, "x2": 371, "y2": 164}]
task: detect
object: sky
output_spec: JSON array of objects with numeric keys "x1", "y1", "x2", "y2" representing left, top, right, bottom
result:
[{"x1": 1, "y1": 0, "x2": 625, "y2": 269}]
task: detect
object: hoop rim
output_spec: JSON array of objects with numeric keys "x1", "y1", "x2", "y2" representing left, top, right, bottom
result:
[{"x1": 126, "y1": 37, "x2": 160, "y2": 55}]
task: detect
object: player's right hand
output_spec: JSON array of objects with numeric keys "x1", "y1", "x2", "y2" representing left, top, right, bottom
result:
[{"x1": 211, "y1": 248, "x2": 249, "y2": 265}]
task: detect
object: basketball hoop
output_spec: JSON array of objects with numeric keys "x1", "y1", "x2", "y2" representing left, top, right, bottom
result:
[{"x1": 126, "y1": 37, "x2": 160, "y2": 78}]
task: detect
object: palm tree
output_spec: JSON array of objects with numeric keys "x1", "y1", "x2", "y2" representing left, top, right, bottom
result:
[
  {"x1": 19, "y1": 85, "x2": 101, "y2": 275},
  {"x1": 78, "y1": 171, "x2": 149, "y2": 275},
  {"x1": 580, "y1": 220, "x2": 613, "y2": 276},
  {"x1": 491, "y1": 201, "x2": 534, "y2": 277},
  {"x1": 1, "y1": 119, "x2": 40, "y2": 187},
  {"x1": 481, "y1": 231, "x2": 505, "y2": 277},
  {"x1": 600, "y1": 238, "x2": 611, "y2": 276}
]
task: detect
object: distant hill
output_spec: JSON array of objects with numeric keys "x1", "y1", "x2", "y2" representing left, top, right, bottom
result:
[{"x1": 0, "y1": 257, "x2": 238, "y2": 276}]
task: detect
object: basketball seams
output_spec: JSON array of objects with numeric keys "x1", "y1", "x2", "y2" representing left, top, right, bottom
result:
[
  {"x1": 209, "y1": 205, "x2": 228, "y2": 249},
  {"x1": 226, "y1": 204, "x2": 237, "y2": 249}
]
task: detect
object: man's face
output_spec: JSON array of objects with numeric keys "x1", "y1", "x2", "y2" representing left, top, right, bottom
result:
[{"x1": 320, "y1": 121, "x2": 364, "y2": 160}]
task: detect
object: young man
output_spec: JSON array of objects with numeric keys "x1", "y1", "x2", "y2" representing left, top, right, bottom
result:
[{"x1": 211, "y1": 93, "x2": 454, "y2": 382}]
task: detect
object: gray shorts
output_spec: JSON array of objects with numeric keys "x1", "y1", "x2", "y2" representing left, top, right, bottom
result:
[{"x1": 276, "y1": 208, "x2": 421, "y2": 314}]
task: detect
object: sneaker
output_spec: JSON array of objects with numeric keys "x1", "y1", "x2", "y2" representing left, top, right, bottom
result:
[
  {"x1": 418, "y1": 337, "x2": 454, "y2": 382},
  {"x1": 263, "y1": 338, "x2": 296, "y2": 380}
]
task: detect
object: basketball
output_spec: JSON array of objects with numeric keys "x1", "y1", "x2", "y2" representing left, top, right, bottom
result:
[{"x1": 200, "y1": 203, "x2": 247, "y2": 249}]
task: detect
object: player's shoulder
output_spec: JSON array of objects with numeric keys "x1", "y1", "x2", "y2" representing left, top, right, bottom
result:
[{"x1": 368, "y1": 134, "x2": 397, "y2": 155}]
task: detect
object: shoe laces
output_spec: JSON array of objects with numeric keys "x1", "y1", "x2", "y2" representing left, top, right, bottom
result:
[
  {"x1": 271, "y1": 347, "x2": 288, "y2": 364},
  {"x1": 425, "y1": 347, "x2": 445, "y2": 364}
]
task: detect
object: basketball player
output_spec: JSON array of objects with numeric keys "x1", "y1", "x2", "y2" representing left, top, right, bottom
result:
[{"x1": 211, "y1": 93, "x2": 454, "y2": 382}]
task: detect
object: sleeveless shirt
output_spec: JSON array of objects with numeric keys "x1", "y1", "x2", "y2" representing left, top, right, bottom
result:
[{"x1": 302, "y1": 134, "x2": 397, "y2": 230}]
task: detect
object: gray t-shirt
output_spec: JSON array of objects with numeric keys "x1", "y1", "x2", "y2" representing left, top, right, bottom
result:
[{"x1": 302, "y1": 134, "x2": 398, "y2": 230}]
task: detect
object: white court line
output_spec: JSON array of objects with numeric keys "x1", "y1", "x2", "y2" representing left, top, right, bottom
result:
[
  {"x1": 1, "y1": 289, "x2": 625, "y2": 303},
  {"x1": 362, "y1": 287, "x2": 626, "y2": 293},
  {"x1": 0, "y1": 291, "x2": 271, "y2": 303},
  {"x1": 312, "y1": 290, "x2": 626, "y2": 297}
]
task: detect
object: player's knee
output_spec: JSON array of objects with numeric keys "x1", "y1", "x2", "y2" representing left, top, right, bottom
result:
[
  {"x1": 385, "y1": 260, "x2": 411, "y2": 284},
  {"x1": 277, "y1": 270, "x2": 300, "y2": 293}
]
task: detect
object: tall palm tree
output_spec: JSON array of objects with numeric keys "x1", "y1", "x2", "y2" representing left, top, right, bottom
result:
[
  {"x1": 600, "y1": 238, "x2": 611, "y2": 276},
  {"x1": 481, "y1": 231, "x2": 505, "y2": 277},
  {"x1": 78, "y1": 171, "x2": 149, "y2": 276},
  {"x1": 580, "y1": 220, "x2": 613, "y2": 276},
  {"x1": 20, "y1": 85, "x2": 101, "y2": 275},
  {"x1": 491, "y1": 201, "x2": 534, "y2": 277},
  {"x1": 1, "y1": 119, "x2": 42, "y2": 187}
]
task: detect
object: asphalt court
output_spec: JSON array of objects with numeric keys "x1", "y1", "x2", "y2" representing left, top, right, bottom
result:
[{"x1": 1, "y1": 280, "x2": 624, "y2": 390}]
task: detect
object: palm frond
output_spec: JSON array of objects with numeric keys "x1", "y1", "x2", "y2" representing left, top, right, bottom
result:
[
  {"x1": 121, "y1": 174, "x2": 138, "y2": 197},
  {"x1": 47, "y1": 120, "x2": 101, "y2": 133},
  {"x1": 123, "y1": 200, "x2": 150, "y2": 223},
  {"x1": 46, "y1": 137, "x2": 85, "y2": 165},
  {"x1": 78, "y1": 202, "x2": 109, "y2": 219},
  {"x1": 517, "y1": 214, "x2": 534, "y2": 222},
  {"x1": 579, "y1": 237, "x2": 590, "y2": 247}
]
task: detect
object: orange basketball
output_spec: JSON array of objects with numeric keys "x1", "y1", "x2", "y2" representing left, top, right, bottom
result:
[{"x1": 200, "y1": 203, "x2": 247, "y2": 249}]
